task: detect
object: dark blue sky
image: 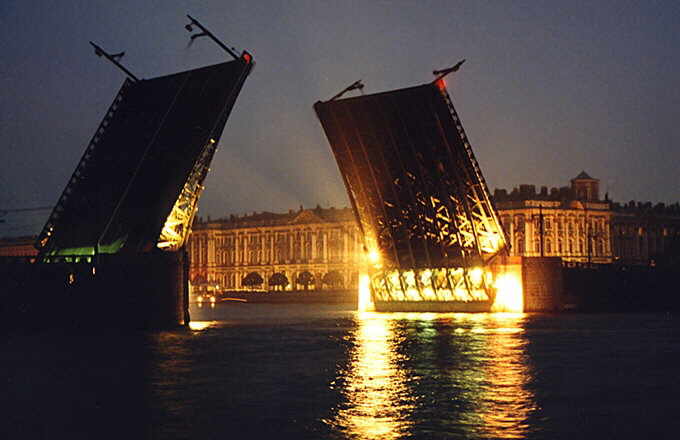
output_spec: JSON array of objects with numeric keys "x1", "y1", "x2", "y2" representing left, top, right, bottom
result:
[{"x1": 2, "y1": 1, "x2": 679, "y2": 236}]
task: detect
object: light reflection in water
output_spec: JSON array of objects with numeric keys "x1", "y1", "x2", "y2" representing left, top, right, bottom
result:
[
  {"x1": 475, "y1": 314, "x2": 535, "y2": 439},
  {"x1": 334, "y1": 312, "x2": 414, "y2": 439},
  {"x1": 336, "y1": 312, "x2": 536, "y2": 439},
  {"x1": 188, "y1": 320, "x2": 217, "y2": 331}
]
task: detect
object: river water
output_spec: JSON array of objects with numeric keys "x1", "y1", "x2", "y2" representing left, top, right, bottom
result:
[{"x1": 2, "y1": 303, "x2": 679, "y2": 439}]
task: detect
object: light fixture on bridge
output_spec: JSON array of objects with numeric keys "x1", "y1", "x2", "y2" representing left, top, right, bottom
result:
[
  {"x1": 184, "y1": 14, "x2": 242, "y2": 61},
  {"x1": 89, "y1": 41, "x2": 139, "y2": 82}
]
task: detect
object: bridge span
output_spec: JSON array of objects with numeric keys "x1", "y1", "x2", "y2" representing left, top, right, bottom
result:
[{"x1": 1, "y1": 29, "x2": 254, "y2": 329}]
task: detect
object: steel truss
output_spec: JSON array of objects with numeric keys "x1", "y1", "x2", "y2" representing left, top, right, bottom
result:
[
  {"x1": 157, "y1": 139, "x2": 217, "y2": 250},
  {"x1": 315, "y1": 79, "x2": 507, "y2": 304},
  {"x1": 36, "y1": 53, "x2": 253, "y2": 257},
  {"x1": 37, "y1": 80, "x2": 132, "y2": 251}
]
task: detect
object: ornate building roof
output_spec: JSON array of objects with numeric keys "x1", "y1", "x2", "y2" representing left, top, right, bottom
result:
[
  {"x1": 573, "y1": 171, "x2": 597, "y2": 181},
  {"x1": 194, "y1": 206, "x2": 354, "y2": 230}
]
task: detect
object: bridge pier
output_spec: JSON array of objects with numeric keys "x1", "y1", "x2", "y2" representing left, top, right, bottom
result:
[
  {"x1": 490, "y1": 256, "x2": 564, "y2": 312},
  {"x1": 1, "y1": 251, "x2": 189, "y2": 331},
  {"x1": 520, "y1": 257, "x2": 564, "y2": 312}
]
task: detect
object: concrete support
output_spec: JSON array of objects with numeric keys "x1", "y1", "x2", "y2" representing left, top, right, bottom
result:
[
  {"x1": 521, "y1": 257, "x2": 563, "y2": 312},
  {"x1": 0, "y1": 251, "x2": 189, "y2": 330}
]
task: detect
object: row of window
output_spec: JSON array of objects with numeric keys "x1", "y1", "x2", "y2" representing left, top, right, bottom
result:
[
  {"x1": 502, "y1": 214, "x2": 608, "y2": 234},
  {"x1": 614, "y1": 235, "x2": 675, "y2": 258},
  {"x1": 613, "y1": 225, "x2": 679, "y2": 237},
  {"x1": 189, "y1": 227, "x2": 363, "y2": 267},
  {"x1": 512, "y1": 237, "x2": 608, "y2": 256}
]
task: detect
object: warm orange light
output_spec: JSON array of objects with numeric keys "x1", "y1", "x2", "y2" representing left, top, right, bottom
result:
[
  {"x1": 367, "y1": 249, "x2": 381, "y2": 268},
  {"x1": 334, "y1": 313, "x2": 411, "y2": 438},
  {"x1": 358, "y1": 273, "x2": 374, "y2": 312},
  {"x1": 479, "y1": 314, "x2": 534, "y2": 438},
  {"x1": 492, "y1": 273, "x2": 524, "y2": 312},
  {"x1": 469, "y1": 267, "x2": 483, "y2": 286},
  {"x1": 189, "y1": 321, "x2": 215, "y2": 331}
]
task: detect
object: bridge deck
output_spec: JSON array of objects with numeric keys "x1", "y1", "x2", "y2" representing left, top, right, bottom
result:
[
  {"x1": 38, "y1": 57, "x2": 252, "y2": 255},
  {"x1": 315, "y1": 81, "x2": 507, "y2": 305}
]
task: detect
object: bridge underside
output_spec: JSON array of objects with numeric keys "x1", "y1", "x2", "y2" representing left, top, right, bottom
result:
[
  {"x1": 37, "y1": 56, "x2": 253, "y2": 256},
  {"x1": 315, "y1": 81, "x2": 507, "y2": 307}
]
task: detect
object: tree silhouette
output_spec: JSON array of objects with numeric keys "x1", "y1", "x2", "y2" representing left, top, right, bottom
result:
[
  {"x1": 242, "y1": 272, "x2": 263, "y2": 290},
  {"x1": 269, "y1": 272, "x2": 289, "y2": 291},
  {"x1": 296, "y1": 271, "x2": 315, "y2": 291},
  {"x1": 322, "y1": 270, "x2": 344, "y2": 289}
]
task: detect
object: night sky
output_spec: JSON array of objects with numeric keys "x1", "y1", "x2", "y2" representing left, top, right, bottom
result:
[{"x1": 2, "y1": 1, "x2": 679, "y2": 237}]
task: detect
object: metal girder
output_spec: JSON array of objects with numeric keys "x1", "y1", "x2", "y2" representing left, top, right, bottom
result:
[
  {"x1": 370, "y1": 267, "x2": 492, "y2": 303},
  {"x1": 157, "y1": 139, "x2": 216, "y2": 250},
  {"x1": 315, "y1": 79, "x2": 508, "y2": 305},
  {"x1": 37, "y1": 80, "x2": 132, "y2": 252},
  {"x1": 36, "y1": 55, "x2": 253, "y2": 256}
]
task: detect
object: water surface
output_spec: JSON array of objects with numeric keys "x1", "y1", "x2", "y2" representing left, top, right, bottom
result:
[{"x1": 2, "y1": 303, "x2": 679, "y2": 439}]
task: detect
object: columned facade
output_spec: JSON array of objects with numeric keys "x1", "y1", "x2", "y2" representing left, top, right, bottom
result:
[
  {"x1": 496, "y1": 199, "x2": 613, "y2": 264},
  {"x1": 494, "y1": 172, "x2": 614, "y2": 264},
  {"x1": 187, "y1": 207, "x2": 363, "y2": 293},
  {"x1": 610, "y1": 203, "x2": 680, "y2": 265}
]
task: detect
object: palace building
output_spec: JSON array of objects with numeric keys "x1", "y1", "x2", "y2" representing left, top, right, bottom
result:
[
  {"x1": 610, "y1": 201, "x2": 680, "y2": 265},
  {"x1": 187, "y1": 206, "x2": 364, "y2": 293},
  {"x1": 187, "y1": 172, "x2": 619, "y2": 294},
  {"x1": 493, "y1": 171, "x2": 680, "y2": 266},
  {"x1": 493, "y1": 172, "x2": 614, "y2": 264},
  {"x1": 185, "y1": 172, "x2": 680, "y2": 294},
  {"x1": 3, "y1": 176, "x2": 677, "y2": 292}
]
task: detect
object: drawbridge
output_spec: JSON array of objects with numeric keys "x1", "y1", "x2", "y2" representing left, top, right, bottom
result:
[
  {"x1": 0, "y1": 18, "x2": 256, "y2": 329},
  {"x1": 314, "y1": 66, "x2": 508, "y2": 311},
  {"x1": 36, "y1": 51, "x2": 253, "y2": 257}
]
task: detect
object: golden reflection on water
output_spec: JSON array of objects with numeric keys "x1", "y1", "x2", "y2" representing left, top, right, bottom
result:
[
  {"x1": 336, "y1": 312, "x2": 536, "y2": 439},
  {"x1": 335, "y1": 312, "x2": 413, "y2": 439},
  {"x1": 475, "y1": 314, "x2": 535, "y2": 439},
  {"x1": 188, "y1": 320, "x2": 217, "y2": 331}
]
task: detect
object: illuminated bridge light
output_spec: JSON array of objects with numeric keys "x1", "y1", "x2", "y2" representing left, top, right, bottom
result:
[
  {"x1": 367, "y1": 266, "x2": 498, "y2": 308},
  {"x1": 358, "y1": 273, "x2": 374, "y2": 312},
  {"x1": 492, "y1": 273, "x2": 524, "y2": 313}
]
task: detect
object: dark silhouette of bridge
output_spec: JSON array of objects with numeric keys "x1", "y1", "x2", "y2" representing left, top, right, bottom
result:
[
  {"x1": 1, "y1": 19, "x2": 254, "y2": 329},
  {"x1": 314, "y1": 70, "x2": 509, "y2": 311},
  {"x1": 37, "y1": 56, "x2": 253, "y2": 257}
]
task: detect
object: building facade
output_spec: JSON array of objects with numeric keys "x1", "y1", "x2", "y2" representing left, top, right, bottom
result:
[
  {"x1": 493, "y1": 172, "x2": 614, "y2": 264},
  {"x1": 0, "y1": 236, "x2": 38, "y2": 257},
  {"x1": 187, "y1": 206, "x2": 364, "y2": 293},
  {"x1": 610, "y1": 201, "x2": 680, "y2": 265},
  {"x1": 183, "y1": 174, "x2": 680, "y2": 292}
]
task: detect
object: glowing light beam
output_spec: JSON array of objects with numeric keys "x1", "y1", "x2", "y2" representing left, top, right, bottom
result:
[{"x1": 492, "y1": 273, "x2": 524, "y2": 313}]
